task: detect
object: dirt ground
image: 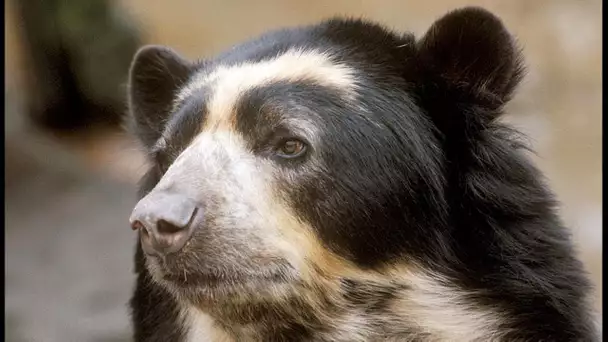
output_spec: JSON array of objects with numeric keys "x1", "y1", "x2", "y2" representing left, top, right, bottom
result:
[{"x1": 5, "y1": 1, "x2": 602, "y2": 340}]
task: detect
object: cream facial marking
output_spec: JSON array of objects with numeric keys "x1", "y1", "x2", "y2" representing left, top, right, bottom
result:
[
  {"x1": 182, "y1": 306, "x2": 234, "y2": 342},
  {"x1": 174, "y1": 49, "x2": 359, "y2": 130},
  {"x1": 388, "y1": 266, "x2": 508, "y2": 341}
]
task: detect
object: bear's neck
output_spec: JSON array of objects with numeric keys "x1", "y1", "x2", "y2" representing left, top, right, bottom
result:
[
  {"x1": 184, "y1": 307, "x2": 401, "y2": 342},
  {"x1": 180, "y1": 280, "x2": 415, "y2": 342}
]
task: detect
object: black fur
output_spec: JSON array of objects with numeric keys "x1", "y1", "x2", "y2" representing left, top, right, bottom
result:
[
  {"x1": 127, "y1": 45, "x2": 195, "y2": 150},
  {"x1": 126, "y1": 7, "x2": 597, "y2": 341}
]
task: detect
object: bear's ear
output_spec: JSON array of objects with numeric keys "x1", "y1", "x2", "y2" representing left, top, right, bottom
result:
[
  {"x1": 127, "y1": 45, "x2": 193, "y2": 149},
  {"x1": 416, "y1": 7, "x2": 525, "y2": 112}
]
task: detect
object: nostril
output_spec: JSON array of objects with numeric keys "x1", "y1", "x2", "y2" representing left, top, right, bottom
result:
[
  {"x1": 156, "y1": 207, "x2": 199, "y2": 235},
  {"x1": 157, "y1": 220, "x2": 183, "y2": 235},
  {"x1": 131, "y1": 220, "x2": 145, "y2": 231}
]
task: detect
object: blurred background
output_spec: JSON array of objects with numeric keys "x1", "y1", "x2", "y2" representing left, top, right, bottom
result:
[{"x1": 5, "y1": 0, "x2": 602, "y2": 340}]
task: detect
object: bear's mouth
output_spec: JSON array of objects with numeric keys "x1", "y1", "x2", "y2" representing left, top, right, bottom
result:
[
  {"x1": 161, "y1": 270, "x2": 290, "y2": 288},
  {"x1": 145, "y1": 254, "x2": 296, "y2": 290},
  {"x1": 162, "y1": 271, "x2": 233, "y2": 287}
]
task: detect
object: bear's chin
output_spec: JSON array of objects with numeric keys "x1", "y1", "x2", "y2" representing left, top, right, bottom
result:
[{"x1": 144, "y1": 253, "x2": 297, "y2": 300}]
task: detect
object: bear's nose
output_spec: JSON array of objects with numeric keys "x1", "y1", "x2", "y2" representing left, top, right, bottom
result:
[{"x1": 129, "y1": 191, "x2": 201, "y2": 257}]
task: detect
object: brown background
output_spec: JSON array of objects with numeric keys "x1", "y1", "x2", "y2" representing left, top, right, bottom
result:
[{"x1": 5, "y1": 0, "x2": 601, "y2": 340}]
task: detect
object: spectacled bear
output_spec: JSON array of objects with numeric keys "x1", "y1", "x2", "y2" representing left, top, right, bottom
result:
[{"x1": 125, "y1": 6, "x2": 597, "y2": 341}]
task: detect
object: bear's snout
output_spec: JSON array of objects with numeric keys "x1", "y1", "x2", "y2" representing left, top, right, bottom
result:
[{"x1": 130, "y1": 191, "x2": 202, "y2": 257}]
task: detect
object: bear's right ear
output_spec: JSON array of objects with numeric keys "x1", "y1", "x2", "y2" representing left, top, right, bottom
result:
[
  {"x1": 414, "y1": 7, "x2": 524, "y2": 115},
  {"x1": 127, "y1": 45, "x2": 193, "y2": 149}
]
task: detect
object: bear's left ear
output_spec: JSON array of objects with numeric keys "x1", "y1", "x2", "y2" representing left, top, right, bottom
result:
[
  {"x1": 416, "y1": 7, "x2": 525, "y2": 111},
  {"x1": 127, "y1": 45, "x2": 193, "y2": 150}
]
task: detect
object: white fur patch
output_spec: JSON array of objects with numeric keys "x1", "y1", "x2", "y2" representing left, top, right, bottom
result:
[
  {"x1": 322, "y1": 312, "x2": 374, "y2": 342},
  {"x1": 182, "y1": 306, "x2": 234, "y2": 342},
  {"x1": 391, "y1": 267, "x2": 508, "y2": 341},
  {"x1": 175, "y1": 49, "x2": 358, "y2": 128}
]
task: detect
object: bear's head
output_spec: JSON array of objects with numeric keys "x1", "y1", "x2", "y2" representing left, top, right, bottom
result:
[{"x1": 127, "y1": 6, "x2": 525, "y2": 328}]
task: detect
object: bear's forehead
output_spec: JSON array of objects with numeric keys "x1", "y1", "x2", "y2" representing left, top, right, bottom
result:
[
  {"x1": 160, "y1": 49, "x2": 359, "y2": 153},
  {"x1": 176, "y1": 48, "x2": 358, "y2": 108},
  {"x1": 158, "y1": 20, "x2": 411, "y2": 154}
]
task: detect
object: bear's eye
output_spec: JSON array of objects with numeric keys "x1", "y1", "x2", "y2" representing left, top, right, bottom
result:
[{"x1": 276, "y1": 139, "x2": 307, "y2": 158}]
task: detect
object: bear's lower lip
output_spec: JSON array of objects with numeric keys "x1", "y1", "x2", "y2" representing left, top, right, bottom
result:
[
  {"x1": 162, "y1": 272, "x2": 225, "y2": 286},
  {"x1": 161, "y1": 270, "x2": 290, "y2": 288},
  {"x1": 146, "y1": 253, "x2": 296, "y2": 288}
]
